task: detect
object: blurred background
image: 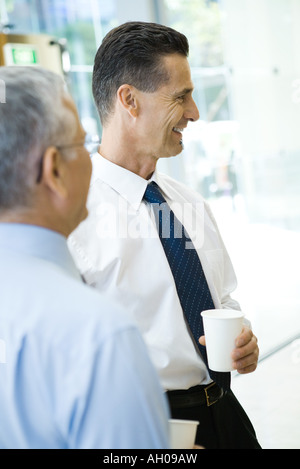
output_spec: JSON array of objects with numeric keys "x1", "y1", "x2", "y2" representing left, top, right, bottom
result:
[{"x1": 1, "y1": 0, "x2": 299, "y2": 448}]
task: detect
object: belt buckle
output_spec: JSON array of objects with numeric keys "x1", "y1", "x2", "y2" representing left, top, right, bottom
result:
[{"x1": 204, "y1": 382, "x2": 219, "y2": 407}]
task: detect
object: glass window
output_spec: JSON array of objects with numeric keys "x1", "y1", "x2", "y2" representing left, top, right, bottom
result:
[
  {"x1": 1, "y1": 0, "x2": 118, "y2": 136},
  {"x1": 164, "y1": 0, "x2": 300, "y2": 233},
  {"x1": 164, "y1": 0, "x2": 300, "y2": 356}
]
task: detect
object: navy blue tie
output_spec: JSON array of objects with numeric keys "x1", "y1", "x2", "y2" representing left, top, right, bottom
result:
[{"x1": 143, "y1": 181, "x2": 230, "y2": 390}]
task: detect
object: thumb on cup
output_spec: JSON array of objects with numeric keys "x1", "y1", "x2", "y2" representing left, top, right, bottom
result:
[{"x1": 199, "y1": 335, "x2": 206, "y2": 346}]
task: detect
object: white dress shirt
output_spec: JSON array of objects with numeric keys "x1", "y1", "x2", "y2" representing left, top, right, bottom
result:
[
  {"x1": 69, "y1": 153, "x2": 243, "y2": 391},
  {"x1": 0, "y1": 223, "x2": 170, "y2": 449}
]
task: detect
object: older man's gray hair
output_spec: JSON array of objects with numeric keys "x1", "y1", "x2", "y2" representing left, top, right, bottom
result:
[{"x1": 0, "y1": 66, "x2": 77, "y2": 211}]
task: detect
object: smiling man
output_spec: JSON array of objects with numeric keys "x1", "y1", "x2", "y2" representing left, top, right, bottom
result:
[{"x1": 69, "y1": 22, "x2": 261, "y2": 449}]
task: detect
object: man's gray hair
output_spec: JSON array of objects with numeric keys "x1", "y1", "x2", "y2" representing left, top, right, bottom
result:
[{"x1": 0, "y1": 66, "x2": 77, "y2": 210}]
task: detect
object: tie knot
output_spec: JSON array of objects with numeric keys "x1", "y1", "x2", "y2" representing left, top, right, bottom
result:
[{"x1": 143, "y1": 182, "x2": 166, "y2": 205}]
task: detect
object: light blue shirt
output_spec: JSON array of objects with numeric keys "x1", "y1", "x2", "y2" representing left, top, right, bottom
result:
[{"x1": 0, "y1": 223, "x2": 170, "y2": 449}]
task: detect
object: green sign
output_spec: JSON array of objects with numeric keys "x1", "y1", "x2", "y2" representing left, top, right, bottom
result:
[{"x1": 11, "y1": 45, "x2": 38, "y2": 65}]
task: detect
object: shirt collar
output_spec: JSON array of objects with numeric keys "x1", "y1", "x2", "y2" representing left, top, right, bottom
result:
[
  {"x1": 91, "y1": 153, "x2": 159, "y2": 209},
  {"x1": 0, "y1": 223, "x2": 81, "y2": 281}
]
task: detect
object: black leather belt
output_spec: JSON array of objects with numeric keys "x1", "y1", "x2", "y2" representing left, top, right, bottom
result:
[{"x1": 167, "y1": 382, "x2": 224, "y2": 408}]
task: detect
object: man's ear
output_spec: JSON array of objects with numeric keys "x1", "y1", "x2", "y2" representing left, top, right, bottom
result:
[
  {"x1": 117, "y1": 84, "x2": 139, "y2": 118},
  {"x1": 42, "y1": 146, "x2": 68, "y2": 198}
]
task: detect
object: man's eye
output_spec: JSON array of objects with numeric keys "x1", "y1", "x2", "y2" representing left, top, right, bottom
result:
[{"x1": 176, "y1": 95, "x2": 185, "y2": 102}]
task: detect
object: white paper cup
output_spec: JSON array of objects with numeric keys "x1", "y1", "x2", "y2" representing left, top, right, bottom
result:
[
  {"x1": 169, "y1": 419, "x2": 199, "y2": 449},
  {"x1": 201, "y1": 309, "x2": 244, "y2": 372}
]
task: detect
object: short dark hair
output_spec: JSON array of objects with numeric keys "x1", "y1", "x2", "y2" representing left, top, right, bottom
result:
[{"x1": 92, "y1": 21, "x2": 189, "y2": 124}]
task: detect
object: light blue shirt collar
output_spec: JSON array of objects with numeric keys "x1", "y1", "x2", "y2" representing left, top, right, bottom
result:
[{"x1": 0, "y1": 223, "x2": 81, "y2": 281}]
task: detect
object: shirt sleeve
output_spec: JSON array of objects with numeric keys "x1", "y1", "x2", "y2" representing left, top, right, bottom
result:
[{"x1": 61, "y1": 326, "x2": 171, "y2": 449}]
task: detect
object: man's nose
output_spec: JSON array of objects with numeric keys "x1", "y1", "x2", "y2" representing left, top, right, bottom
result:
[{"x1": 184, "y1": 96, "x2": 200, "y2": 122}]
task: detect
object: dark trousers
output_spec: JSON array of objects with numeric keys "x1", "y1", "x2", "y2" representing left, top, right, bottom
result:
[{"x1": 167, "y1": 389, "x2": 262, "y2": 449}]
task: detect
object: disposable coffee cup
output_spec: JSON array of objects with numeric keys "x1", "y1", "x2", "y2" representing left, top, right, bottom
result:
[
  {"x1": 201, "y1": 309, "x2": 244, "y2": 372},
  {"x1": 169, "y1": 419, "x2": 199, "y2": 449}
]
